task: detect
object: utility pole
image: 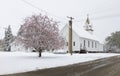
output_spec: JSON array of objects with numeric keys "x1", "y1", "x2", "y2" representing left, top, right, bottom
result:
[{"x1": 67, "y1": 16, "x2": 74, "y2": 55}]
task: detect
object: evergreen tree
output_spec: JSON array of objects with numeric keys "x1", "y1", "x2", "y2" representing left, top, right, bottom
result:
[
  {"x1": 0, "y1": 39, "x2": 4, "y2": 51},
  {"x1": 105, "y1": 31, "x2": 120, "y2": 52},
  {"x1": 4, "y1": 25, "x2": 13, "y2": 51}
]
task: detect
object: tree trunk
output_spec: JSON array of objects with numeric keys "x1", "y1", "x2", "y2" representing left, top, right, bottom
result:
[{"x1": 39, "y1": 49, "x2": 42, "y2": 57}]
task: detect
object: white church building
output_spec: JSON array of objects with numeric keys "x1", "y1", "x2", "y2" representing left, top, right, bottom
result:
[{"x1": 60, "y1": 16, "x2": 103, "y2": 53}]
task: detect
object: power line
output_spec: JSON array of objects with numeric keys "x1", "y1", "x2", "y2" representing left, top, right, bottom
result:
[
  {"x1": 73, "y1": 14, "x2": 120, "y2": 23},
  {"x1": 21, "y1": 0, "x2": 67, "y2": 22},
  {"x1": 21, "y1": 0, "x2": 120, "y2": 24},
  {"x1": 21, "y1": 0, "x2": 47, "y2": 14},
  {"x1": 92, "y1": 14, "x2": 120, "y2": 20}
]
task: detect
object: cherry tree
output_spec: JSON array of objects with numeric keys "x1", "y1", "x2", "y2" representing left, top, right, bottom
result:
[{"x1": 17, "y1": 14, "x2": 65, "y2": 57}]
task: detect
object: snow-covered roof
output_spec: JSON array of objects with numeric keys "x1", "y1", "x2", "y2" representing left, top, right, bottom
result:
[
  {"x1": 72, "y1": 24, "x2": 100, "y2": 41},
  {"x1": 61, "y1": 24, "x2": 100, "y2": 42}
]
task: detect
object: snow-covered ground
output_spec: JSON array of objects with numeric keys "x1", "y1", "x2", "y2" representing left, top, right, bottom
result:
[{"x1": 0, "y1": 51, "x2": 119, "y2": 75}]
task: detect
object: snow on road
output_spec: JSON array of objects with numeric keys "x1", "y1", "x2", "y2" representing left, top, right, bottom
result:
[{"x1": 0, "y1": 51, "x2": 119, "y2": 75}]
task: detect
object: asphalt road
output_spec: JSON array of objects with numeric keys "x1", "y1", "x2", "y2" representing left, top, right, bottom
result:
[{"x1": 1, "y1": 55, "x2": 120, "y2": 76}]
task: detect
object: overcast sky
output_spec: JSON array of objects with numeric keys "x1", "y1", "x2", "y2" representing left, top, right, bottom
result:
[{"x1": 0, "y1": 0, "x2": 120, "y2": 43}]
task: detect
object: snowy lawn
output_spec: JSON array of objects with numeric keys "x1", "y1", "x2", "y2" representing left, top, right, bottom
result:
[{"x1": 0, "y1": 51, "x2": 119, "y2": 75}]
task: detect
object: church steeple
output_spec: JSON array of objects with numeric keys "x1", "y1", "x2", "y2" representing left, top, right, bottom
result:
[
  {"x1": 86, "y1": 14, "x2": 90, "y2": 24},
  {"x1": 84, "y1": 14, "x2": 94, "y2": 34}
]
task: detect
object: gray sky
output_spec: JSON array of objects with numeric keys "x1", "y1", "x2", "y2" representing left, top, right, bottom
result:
[{"x1": 0, "y1": 0, "x2": 120, "y2": 43}]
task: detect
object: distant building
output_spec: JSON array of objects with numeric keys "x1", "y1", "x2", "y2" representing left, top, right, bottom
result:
[
  {"x1": 11, "y1": 39, "x2": 33, "y2": 52},
  {"x1": 60, "y1": 15, "x2": 103, "y2": 53}
]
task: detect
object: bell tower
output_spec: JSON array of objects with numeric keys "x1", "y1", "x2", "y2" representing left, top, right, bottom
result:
[{"x1": 84, "y1": 14, "x2": 94, "y2": 34}]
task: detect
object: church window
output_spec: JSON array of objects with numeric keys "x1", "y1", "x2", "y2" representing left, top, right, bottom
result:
[
  {"x1": 66, "y1": 42, "x2": 68, "y2": 46},
  {"x1": 84, "y1": 40, "x2": 86, "y2": 47},
  {"x1": 92, "y1": 41, "x2": 94, "y2": 48},
  {"x1": 95, "y1": 42, "x2": 97, "y2": 48},
  {"x1": 88, "y1": 41, "x2": 90, "y2": 47},
  {"x1": 73, "y1": 42, "x2": 75, "y2": 46}
]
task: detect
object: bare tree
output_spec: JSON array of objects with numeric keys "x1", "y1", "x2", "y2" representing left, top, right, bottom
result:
[{"x1": 17, "y1": 14, "x2": 65, "y2": 57}]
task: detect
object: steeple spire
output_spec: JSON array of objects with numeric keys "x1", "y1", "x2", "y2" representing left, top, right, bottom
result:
[{"x1": 86, "y1": 14, "x2": 90, "y2": 24}]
